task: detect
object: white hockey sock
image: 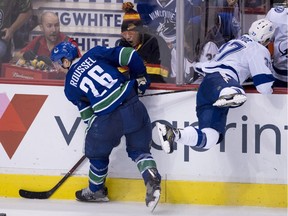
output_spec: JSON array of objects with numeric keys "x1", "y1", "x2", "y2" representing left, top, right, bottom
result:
[
  {"x1": 201, "y1": 128, "x2": 220, "y2": 149},
  {"x1": 177, "y1": 127, "x2": 220, "y2": 150},
  {"x1": 177, "y1": 126, "x2": 199, "y2": 147}
]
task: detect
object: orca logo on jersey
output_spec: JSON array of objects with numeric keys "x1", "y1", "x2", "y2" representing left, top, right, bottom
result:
[
  {"x1": 53, "y1": 47, "x2": 59, "y2": 53},
  {"x1": 0, "y1": 93, "x2": 48, "y2": 158}
]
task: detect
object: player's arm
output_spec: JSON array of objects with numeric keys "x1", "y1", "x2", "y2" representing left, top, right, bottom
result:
[
  {"x1": 93, "y1": 46, "x2": 150, "y2": 94},
  {"x1": 64, "y1": 89, "x2": 94, "y2": 123},
  {"x1": 249, "y1": 49, "x2": 274, "y2": 94},
  {"x1": 119, "y1": 47, "x2": 151, "y2": 95}
]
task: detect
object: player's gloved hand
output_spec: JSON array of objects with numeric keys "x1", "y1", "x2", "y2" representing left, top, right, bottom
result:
[{"x1": 136, "y1": 76, "x2": 148, "y2": 95}]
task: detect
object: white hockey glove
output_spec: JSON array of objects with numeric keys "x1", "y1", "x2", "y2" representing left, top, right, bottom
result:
[{"x1": 136, "y1": 76, "x2": 148, "y2": 95}]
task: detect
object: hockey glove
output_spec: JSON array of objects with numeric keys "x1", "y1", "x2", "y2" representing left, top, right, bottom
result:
[{"x1": 136, "y1": 76, "x2": 148, "y2": 95}]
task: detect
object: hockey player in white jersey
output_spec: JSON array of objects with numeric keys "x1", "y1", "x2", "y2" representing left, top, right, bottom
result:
[
  {"x1": 266, "y1": 4, "x2": 288, "y2": 87},
  {"x1": 156, "y1": 18, "x2": 275, "y2": 153}
]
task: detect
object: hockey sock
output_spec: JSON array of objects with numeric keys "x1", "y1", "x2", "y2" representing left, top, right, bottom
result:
[
  {"x1": 201, "y1": 128, "x2": 220, "y2": 149},
  {"x1": 177, "y1": 126, "x2": 220, "y2": 150},
  {"x1": 135, "y1": 153, "x2": 160, "y2": 185},
  {"x1": 89, "y1": 159, "x2": 109, "y2": 192},
  {"x1": 177, "y1": 126, "x2": 201, "y2": 147}
]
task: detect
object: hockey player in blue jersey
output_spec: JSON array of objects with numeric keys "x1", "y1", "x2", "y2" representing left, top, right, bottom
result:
[
  {"x1": 156, "y1": 18, "x2": 275, "y2": 153},
  {"x1": 137, "y1": 0, "x2": 201, "y2": 45},
  {"x1": 136, "y1": 0, "x2": 202, "y2": 78},
  {"x1": 50, "y1": 42, "x2": 161, "y2": 212}
]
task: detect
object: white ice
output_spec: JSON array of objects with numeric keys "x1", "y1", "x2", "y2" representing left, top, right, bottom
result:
[{"x1": 0, "y1": 198, "x2": 287, "y2": 216}]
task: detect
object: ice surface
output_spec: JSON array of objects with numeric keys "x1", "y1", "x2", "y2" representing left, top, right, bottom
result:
[{"x1": 0, "y1": 198, "x2": 287, "y2": 216}]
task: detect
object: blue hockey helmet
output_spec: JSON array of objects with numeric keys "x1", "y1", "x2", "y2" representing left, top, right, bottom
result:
[{"x1": 50, "y1": 41, "x2": 79, "y2": 66}]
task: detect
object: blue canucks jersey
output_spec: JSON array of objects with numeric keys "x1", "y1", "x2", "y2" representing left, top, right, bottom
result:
[
  {"x1": 137, "y1": 0, "x2": 200, "y2": 43},
  {"x1": 64, "y1": 46, "x2": 148, "y2": 122}
]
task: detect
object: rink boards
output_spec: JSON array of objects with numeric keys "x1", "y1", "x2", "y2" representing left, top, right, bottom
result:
[{"x1": 0, "y1": 83, "x2": 287, "y2": 208}]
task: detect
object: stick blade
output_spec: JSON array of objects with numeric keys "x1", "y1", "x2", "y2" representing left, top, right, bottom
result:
[{"x1": 19, "y1": 189, "x2": 51, "y2": 199}]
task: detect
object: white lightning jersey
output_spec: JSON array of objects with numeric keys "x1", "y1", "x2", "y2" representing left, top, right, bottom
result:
[
  {"x1": 181, "y1": 42, "x2": 219, "y2": 79},
  {"x1": 266, "y1": 6, "x2": 288, "y2": 82},
  {"x1": 194, "y1": 35, "x2": 274, "y2": 94},
  {"x1": 199, "y1": 41, "x2": 219, "y2": 62}
]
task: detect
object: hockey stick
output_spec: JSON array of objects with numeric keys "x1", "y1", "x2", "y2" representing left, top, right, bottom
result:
[
  {"x1": 141, "y1": 88, "x2": 197, "y2": 97},
  {"x1": 19, "y1": 155, "x2": 86, "y2": 199}
]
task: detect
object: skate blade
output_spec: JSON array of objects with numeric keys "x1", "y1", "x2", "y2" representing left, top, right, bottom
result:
[
  {"x1": 147, "y1": 190, "x2": 161, "y2": 213},
  {"x1": 76, "y1": 196, "x2": 109, "y2": 202}
]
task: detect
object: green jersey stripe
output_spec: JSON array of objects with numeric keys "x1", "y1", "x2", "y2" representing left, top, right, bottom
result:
[
  {"x1": 92, "y1": 82, "x2": 130, "y2": 112},
  {"x1": 119, "y1": 47, "x2": 135, "y2": 66}
]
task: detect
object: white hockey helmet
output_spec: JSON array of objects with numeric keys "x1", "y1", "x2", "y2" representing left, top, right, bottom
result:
[{"x1": 248, "y1": 18, "x2": 275, "y2": 46}]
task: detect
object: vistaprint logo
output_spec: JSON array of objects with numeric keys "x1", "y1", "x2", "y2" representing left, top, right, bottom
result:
[
  {"x1": 0, "y1": 93, "x2": 47, "y2": 158},
  {"x1": 151, "y1": 118, "x2": 287, "y2": 162}
]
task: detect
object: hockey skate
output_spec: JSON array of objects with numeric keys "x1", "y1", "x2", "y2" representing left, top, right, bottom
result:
[
  {"x1": 156, "y1": 122, "x2": 179, "y2": 154},
  {"x1": 213, "y1": 93, "x2": 247, "y2": 107},
  {"x1": 75, "y1": 186, "x2": 109, "y2": 202},
  {"x1": 145, "y1": 168, "x2": 161, "y2": 212}
]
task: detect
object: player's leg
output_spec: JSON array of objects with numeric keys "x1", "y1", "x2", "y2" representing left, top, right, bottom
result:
[
  {"x1": 157, "y1": 75, "x2": 228, "y2": 153},
  {"x1": 76, "y1": 114, "x2": 122, "y2": 202},
  {"x1": 75, "y1": 159, "x2": 110, "y2": 202},
  {"x1": 156, "y1": 122, "x2": 220, "y2": 152},
  {"x1": 123, "y1": 100, "x2": 161, "y2": 212}
]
